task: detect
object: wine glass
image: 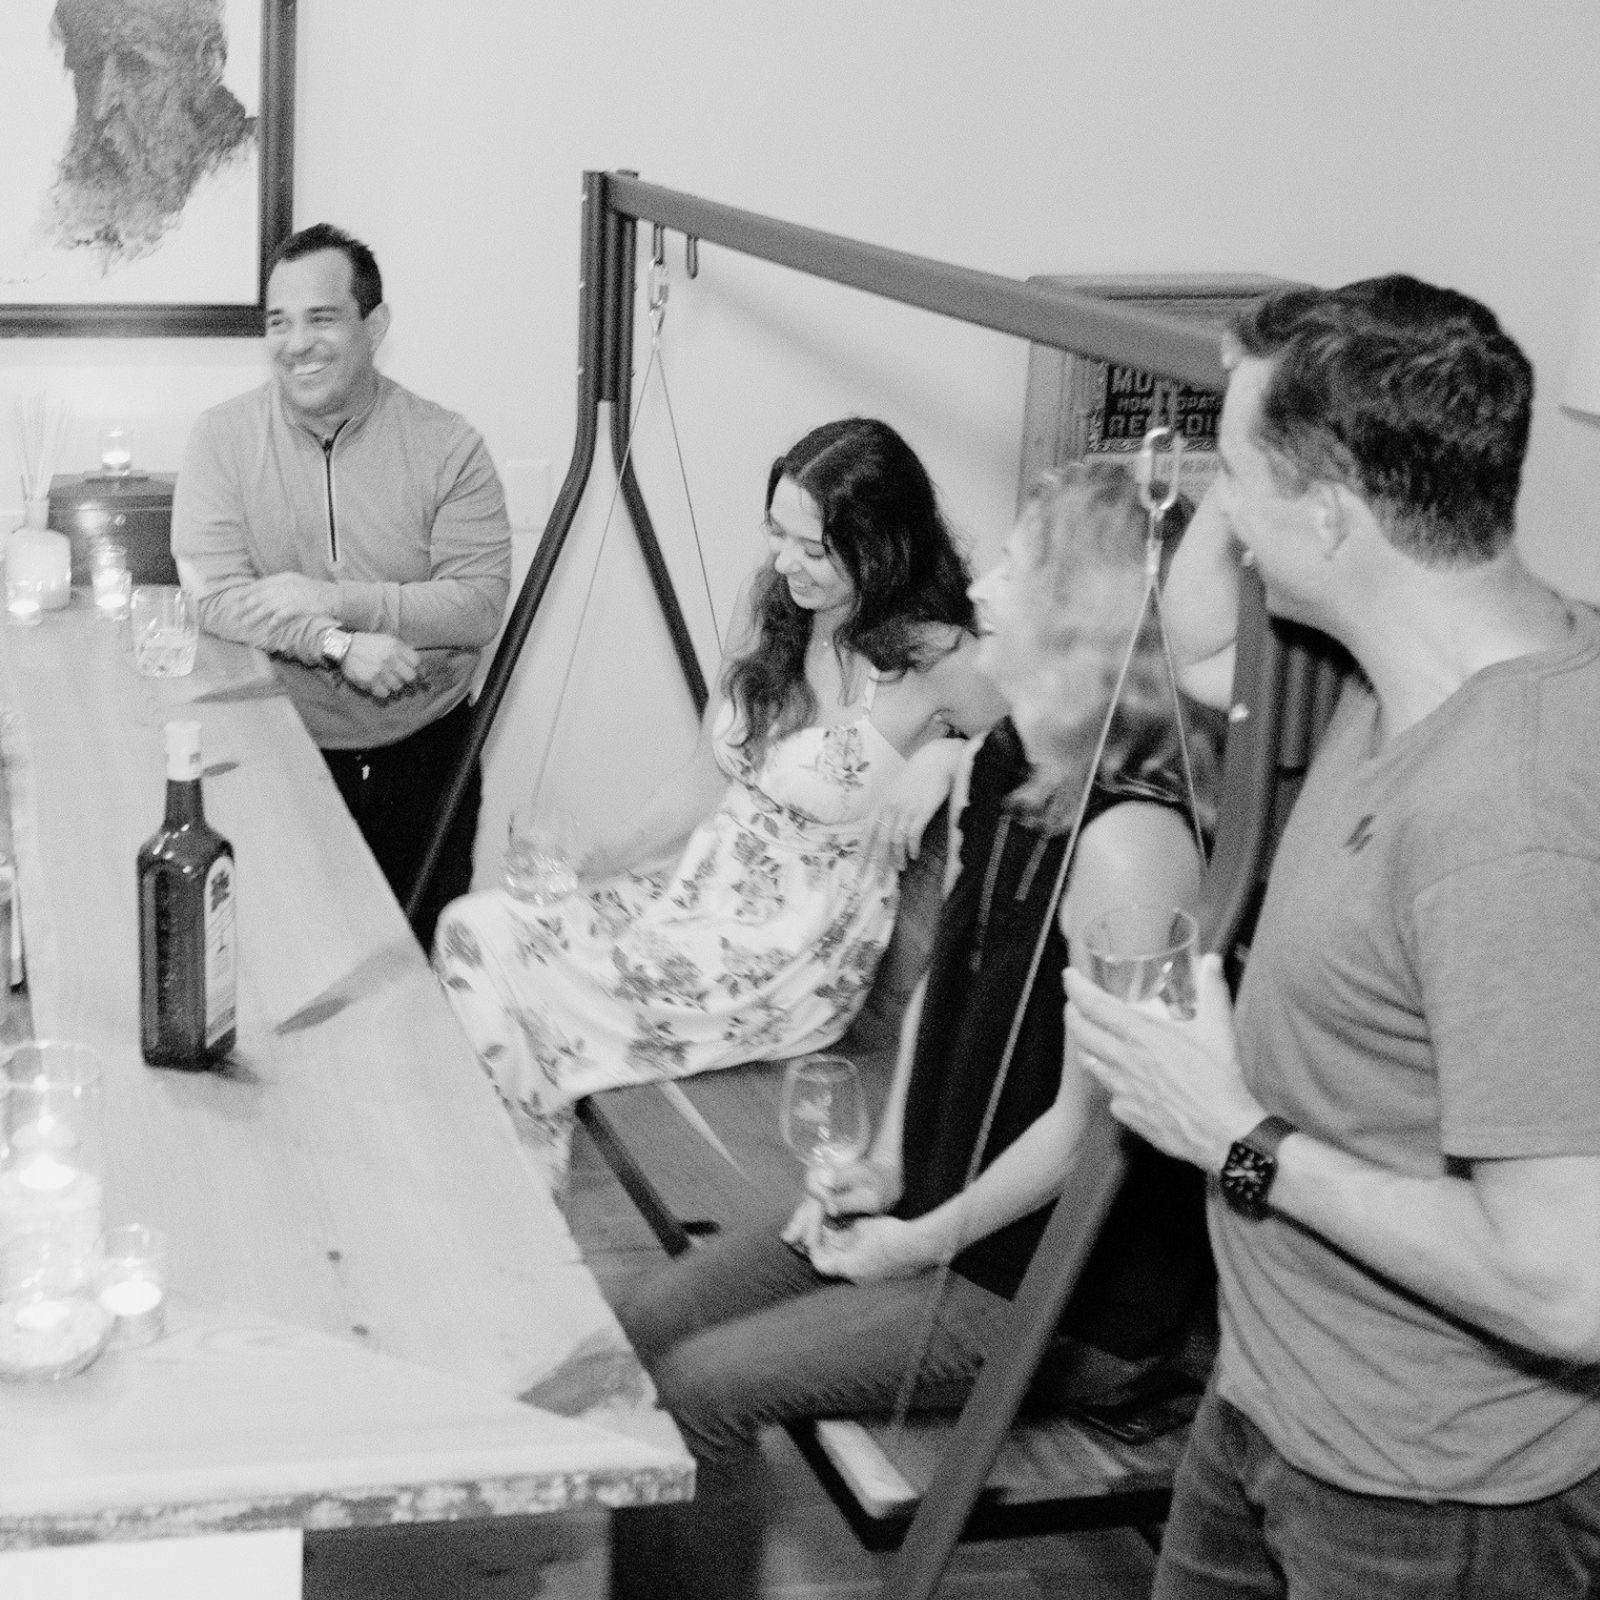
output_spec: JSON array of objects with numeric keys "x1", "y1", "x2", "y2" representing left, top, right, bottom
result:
[
  {"x1": 779, "y1": 1055, "x2": 870, "y2": 1228},
  {"x1": 503, "y1": 803, "x2": 581, "y2": 905},
  {"x1": 1081, "y1": 905, "x2": 1199, "y2": 1020}
]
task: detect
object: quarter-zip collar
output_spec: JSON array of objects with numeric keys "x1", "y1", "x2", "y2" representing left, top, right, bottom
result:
[
  {"x1": 275, "y1": 370, "x2": 383, "y2": 445},
  {"x1": 275, "y1": 379, "x2": 387, "y2": 566}
]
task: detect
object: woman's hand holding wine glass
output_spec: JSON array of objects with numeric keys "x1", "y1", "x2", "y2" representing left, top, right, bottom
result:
[
  {"x1": 780, "y1": 1055, "x2": 869, "y2": 1199},
  {"x1": 778, "y1": 1055, "x2": 879, "y2": 1250}
]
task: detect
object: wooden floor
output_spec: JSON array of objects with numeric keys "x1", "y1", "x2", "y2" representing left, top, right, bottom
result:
[{"x1": 304, "y1": 1124, "x2": 1159, "y2": 1600}]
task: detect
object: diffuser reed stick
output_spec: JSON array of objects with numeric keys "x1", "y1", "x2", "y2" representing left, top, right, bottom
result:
[{"x1": 18, "y1": 394, "x2": 73, "y2": 505}]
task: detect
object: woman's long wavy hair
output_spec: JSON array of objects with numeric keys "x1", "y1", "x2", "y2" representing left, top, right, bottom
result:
[
  {"x1": 1006, "y1": 461, "x2": 1217, "y2": 838},
  {"x1": 724, "y1": 418, "x2": 975, "y2": 764}
]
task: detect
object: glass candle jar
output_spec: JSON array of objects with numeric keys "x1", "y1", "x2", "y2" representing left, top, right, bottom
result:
[{"x1": 0, "y1": 1041, "x2": 106, "y2": 1293}]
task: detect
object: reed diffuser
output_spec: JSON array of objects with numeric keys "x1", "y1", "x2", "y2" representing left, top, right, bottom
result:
[{"x1": 10, "y1": 395, "x2": 73, "y2": 612}]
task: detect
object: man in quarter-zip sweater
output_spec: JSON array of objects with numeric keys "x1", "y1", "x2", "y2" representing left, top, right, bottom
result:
[{"x1": 172, "y1": 223, "x2": 511, "y2": 947}]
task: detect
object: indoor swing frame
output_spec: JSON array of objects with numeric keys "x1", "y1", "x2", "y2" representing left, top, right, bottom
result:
[{"x1": 407, "y1": 169, "x2": 1346, "y2": 1600}]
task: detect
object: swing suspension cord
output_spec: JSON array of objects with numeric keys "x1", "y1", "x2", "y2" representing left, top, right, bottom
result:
[
  {"x1": 647, "y1": 247, "x2": 722, "y2": 657},
  {"x1": 887, "y1": 419, "x2": 1204, "y2": 1439},
  {"x1": 529, "y1": 247, "x2": 717, "y2": 809},
  {"x1": 1136, "y1": 404, "x2": 1209, "y2": 860}
]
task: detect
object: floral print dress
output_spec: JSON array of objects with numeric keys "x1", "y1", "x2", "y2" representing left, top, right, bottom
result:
[{"x1": 433, "y1": 673, "x2": 906, "y2": 1191}]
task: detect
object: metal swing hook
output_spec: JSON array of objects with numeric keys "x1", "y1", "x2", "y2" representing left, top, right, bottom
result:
[
  {"x1": 647, "y1": 257, "x2": 669, "y2": 337},
  {"x1": 1134, "y1": 423, "x2": 1184, "y2": 579}
]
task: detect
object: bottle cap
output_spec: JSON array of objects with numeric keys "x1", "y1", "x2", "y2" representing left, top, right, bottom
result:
[{"x1": 163, "y1": 721, "x2": 202, "y2": 781}]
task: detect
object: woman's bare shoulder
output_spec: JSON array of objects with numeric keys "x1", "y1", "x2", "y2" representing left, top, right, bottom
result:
[{"x1": 1060, "y1": 801, "x2": 1202, "y2": 940}]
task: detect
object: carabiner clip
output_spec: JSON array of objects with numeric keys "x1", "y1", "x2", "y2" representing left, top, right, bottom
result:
[
  {"x1": 1134, "y1": 424, "x2": 1184, "y2": 578},
  {"x1": 1135, "y1": 424, "x2": 1184, "y2": 516},
  {"x1": 647, "y1": 258, "x2": 669, "y2": 336}
]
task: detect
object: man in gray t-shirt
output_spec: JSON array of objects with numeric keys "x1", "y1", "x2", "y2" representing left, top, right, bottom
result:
[{"x1": 1068, "y1": 277, "x2": 1600, "y2": 1597}]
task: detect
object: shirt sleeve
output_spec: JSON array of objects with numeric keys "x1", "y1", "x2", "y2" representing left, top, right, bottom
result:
[
  {"x1": 327, "y1": 427, "x2": 510, "y2": 650},
  {"x1": 171, "y1": 413, "x2": 331, "y2": 666},
  {"x1": 1415, "y1": 849, "x2": 1600, "y2": 1159}
]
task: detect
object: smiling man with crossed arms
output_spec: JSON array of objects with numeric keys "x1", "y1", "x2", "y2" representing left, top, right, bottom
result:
[{"x1": 173, "y1": 223, "x2": 510, "y2": 946}]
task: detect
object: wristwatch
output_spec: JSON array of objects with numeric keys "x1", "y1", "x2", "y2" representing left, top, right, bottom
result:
[
  {"x1": 318, "y1": 626, "x2": 354, "y2": 668},
  {"x1": 1219, "y1": 1114, "x2": 1297, "y2": 1220}
]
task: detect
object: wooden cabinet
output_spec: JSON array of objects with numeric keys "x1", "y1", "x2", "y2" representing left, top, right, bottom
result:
[{"x1": 48, "y1": 472, "x2": 179, "y2": 586}]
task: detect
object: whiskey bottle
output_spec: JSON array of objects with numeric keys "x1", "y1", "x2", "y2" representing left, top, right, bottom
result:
[{"x1": 138, "y1": 721, "x2": 236, "y2": 1067}]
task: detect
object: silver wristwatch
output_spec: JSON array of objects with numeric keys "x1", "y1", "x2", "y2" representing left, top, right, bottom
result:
[{"x1": 318, "y1": 626, "x2": 354, "y2": 668}]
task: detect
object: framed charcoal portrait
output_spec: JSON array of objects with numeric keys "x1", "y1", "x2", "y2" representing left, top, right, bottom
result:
[{"x1": 0, "y1": 0, "x2": 295, "y2": 337}]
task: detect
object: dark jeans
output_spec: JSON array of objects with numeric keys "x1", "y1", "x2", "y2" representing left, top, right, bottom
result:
[
  {"x1": 320, "y1": 698, "x2": 480, "y2": 950},
  {"x1": 1156, "y1": 1383, "x2": 1600, "y2": 1599},
  {"x1": 612, "y1": 1212, "x2": 1008, "y2": 1600},
  {"x1": 611, "y1": 1210, "x2": 1155, "y2": 1600}
]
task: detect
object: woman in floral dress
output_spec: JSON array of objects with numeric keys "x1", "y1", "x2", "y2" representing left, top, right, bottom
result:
[{"x1": 433, "y1": 419, "x2": 1003, "y2": 1188}]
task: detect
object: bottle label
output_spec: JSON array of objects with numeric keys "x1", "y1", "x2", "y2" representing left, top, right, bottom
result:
[{"x1": 203, "y1": 855, "x2": 236, "y2": 1047}]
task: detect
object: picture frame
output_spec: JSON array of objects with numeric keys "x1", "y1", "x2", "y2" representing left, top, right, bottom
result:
[
  {"x1": 1017, "y1": 274, "x2": 1287, "y2": 510},
  {"x1": 0, "y1": 0, "x2": 296, "y2": 338}
]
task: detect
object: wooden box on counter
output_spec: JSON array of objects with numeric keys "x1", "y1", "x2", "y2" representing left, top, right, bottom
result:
[{"x1": 48, "y1": 472, "x2": 179, "y2": 586}]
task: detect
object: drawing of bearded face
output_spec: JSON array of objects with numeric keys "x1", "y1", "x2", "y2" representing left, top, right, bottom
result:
[{"x1": 49, "y1": 0, "x2": 254, "y2": 267}]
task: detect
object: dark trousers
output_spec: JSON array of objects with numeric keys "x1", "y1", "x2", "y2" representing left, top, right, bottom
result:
[
  {"x1": 320, "y1": 698, "x2": 481, "y2": 950},
  {"x1": 610, "y1": 1210, "x2": 1158, "y2": 1600},
  {"x1": 1155, "y1": 1383, "x2": 1600, "y2": 1599}
]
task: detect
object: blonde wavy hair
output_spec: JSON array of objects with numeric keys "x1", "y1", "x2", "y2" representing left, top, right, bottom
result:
[{"x1": 1006, "y1": 460, "x2": 1216, "y2": 837}]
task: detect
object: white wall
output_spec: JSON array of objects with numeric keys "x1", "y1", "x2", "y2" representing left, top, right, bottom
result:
[{"x1": 5, "y1": 0, "x2": 1599, "y2": 881}]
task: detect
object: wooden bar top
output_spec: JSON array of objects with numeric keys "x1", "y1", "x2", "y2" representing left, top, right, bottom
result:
[{"x1": 0, "y1": 598, "x2": 689, "y2": 1547}]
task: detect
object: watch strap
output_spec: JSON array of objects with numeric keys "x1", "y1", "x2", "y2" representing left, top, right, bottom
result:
[
  {"x1": 1241, "y1": 1114, "x2": 1296, "y2": 1161},
  {"x1": 1220, "y1": 1113, "x2": 1297, "y2": 1221}
]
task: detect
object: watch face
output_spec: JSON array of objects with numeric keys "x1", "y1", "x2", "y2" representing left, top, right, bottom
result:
[{"x1": 1220, "y1": 1142, "x2": 1275, "y2": 1219}]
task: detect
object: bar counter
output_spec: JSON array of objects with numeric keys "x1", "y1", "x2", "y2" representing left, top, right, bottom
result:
[{"x1": 0, "y1": 596, "x2": 689, "y2": 1592}]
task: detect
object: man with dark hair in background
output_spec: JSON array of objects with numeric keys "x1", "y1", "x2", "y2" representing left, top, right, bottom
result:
[
  {"x1": 49, "y1": 0, "x2": 253, "y2": 264},
  {"x1": 1068, "y1": 276, "x2": 1600, "y2": 1596},
  {"x1": 173, "y1": 224, "x2": 511, "y2": 946}
]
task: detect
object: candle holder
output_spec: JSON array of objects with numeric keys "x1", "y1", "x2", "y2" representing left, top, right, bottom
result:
[
  {"x1": 6, "y1": 576, "x2": 42, "y2": 628},
  {"x1": 89, "y1": 540, "x2": 132, "y2": 621},
  {"x1": 98, "y1": 426, "x2": 134, "y2": 477},
  {"x1": 0, "y1": 1233, "x2": 113, "y2": 1382},
  {"x1": 97, "y1": 1224, "x2": 165, "y2": 1346},
  {"x1": 0, "y1": 1042, "x2": 105, "y2": 1291}
]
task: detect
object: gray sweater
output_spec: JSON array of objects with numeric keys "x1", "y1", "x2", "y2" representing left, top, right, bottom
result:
[{"x1": 172, "y1": 375, "x2": 511, "y2": 749}]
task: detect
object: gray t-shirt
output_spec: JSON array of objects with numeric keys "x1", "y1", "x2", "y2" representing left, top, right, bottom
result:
[{"x1": 1217, "y1": 610, "x2": 1600, "y2": 1503}]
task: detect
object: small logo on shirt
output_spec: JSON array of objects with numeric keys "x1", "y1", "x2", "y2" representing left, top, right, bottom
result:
[{"x1": 1343, "y1": 813, "x2": 1376, "y2": 854}]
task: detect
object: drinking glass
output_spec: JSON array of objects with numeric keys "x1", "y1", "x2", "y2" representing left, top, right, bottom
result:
[
  {"x1": 779, "y1": 1055, "x2": 870, "y2": 1226},
  {"x1": 503, "y1": 803, "x2": 581, "y2": 904},
  {"x1": 6, "y1": 577, "x2": 42, "y2": 628},
  {"x1": 130, "y1": 586, "x2": 197, "y2": 677},
  {"x1": 1081, "y1": 905, "x2": 1199, "y2": 1020}
]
